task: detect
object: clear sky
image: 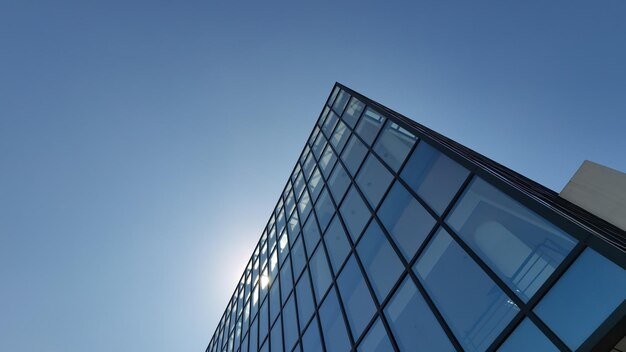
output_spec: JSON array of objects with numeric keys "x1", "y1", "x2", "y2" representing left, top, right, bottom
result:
[{"x1": 1, "y1": 1, "x2": 625, "y2": 351}]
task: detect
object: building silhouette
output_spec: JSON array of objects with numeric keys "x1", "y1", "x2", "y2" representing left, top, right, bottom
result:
[{"x1": 205, "y1": 84, "x2": 626, "y2": 352}]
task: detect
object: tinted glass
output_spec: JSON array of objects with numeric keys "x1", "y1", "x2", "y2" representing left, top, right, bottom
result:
[
  {"x1": 341, "y1": 135, "x2": 368, "y2": 177},
  {"x1": 401, "y1": 142, "x2": 469, "y2": 215},
  {"x1": 269, "y1": 280, "x2": 280, "y2": 324},
  {"x1": 280, "y1": 260, "x2": 293, "y2": 304},
  {"x1": 342, "y1": 97, "x2": 365, "y2": 128},
  {"x1": 414, "y1": 228, "x2": 519, "y2": 352},
  {"x1": 301, "y1": 216, "x2": 320, "y2": 258},
  {"x1": 309, "y1": 246, "x2": 332, "y2": 304},
  {"x1": 328, "y1": 163, "x2": 351, "y2": 203},
  {"x1": 297, "y1": 190, "x2": 312, "y2": 222},
  {"x1": 301, "y1": 318, "x2": 322, "y2": 352},
  {"x1": 270, "y1": 315, "x2": 283, "y2": 352},
  {"x1": 378, "y1": 181, "x2": 436, "y2": 260},
  {"x1": 358, "y1": 318, "x2": 393, "y2": 352},
  {"x1": 332, "y1": 90, "x2": 351, "y2": 115},
  {"x1": 322, "y1": 111, "x2": 339, "y2": 138},
  {"x1": 373, "y1": 121, "x2": 417, "y2": 172},
  {"x1": 385, "y1": 277, "x2": 454, "y2": 351},
  {"x1": 534, "y1": 249, "x2": 626, "y2": 350},
  {"x1": 356, "y1": 220, "x2": 404, "y2": 302},
  {"x1": 339, "y1": 186, "x2": 371, "y2": 241},
  {"x1": 258, "y1": 300, "x2": 268, "y2": 346},
  {"x1": 356, "y1": 108, "x2": 385, "y2": 146},
  {"x1": 290, "y1": 236, "x2": 306, "y2": 279},
  {"x1": 327, "y1": 86, "x2": 340, "y2": 108},
  {"x1": 296, "y1": 273, "x2": 315, "y2": 327},
  {"x1": 330, "y1": 120, "x2": 350, "y2": 153},
  {"x1": 323, "y1": 215, "x2": 351, "y2": 273},
  {"x1": 356, "y1": 154, "x2": 394, "y2": 208},
  {"x1": 318, "y1": 144, "x2": 337, "y2": 179},
  {"x1": 337, "y1": 255, "x2": 376, "y2": 339},
  {"x1": 447, "y1": 177, "x2": 577, "y2": 301},
  {"x1": 307, "y1": 168, "x2": 323, "y2": 201},
  {"x1": 319, "y1": 289, "x2": 351, "y2": 352},
  {"x1": 498, "y1": 318, "x2": 558, "y2": 352},
  {"x1": 282, "y1": 295, "x2": 299, "y2": 352},
  {"x1": 314, "y1": 188, "x2": 334, "y2": 232}
]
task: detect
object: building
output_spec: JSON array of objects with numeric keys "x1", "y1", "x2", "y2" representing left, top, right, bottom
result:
[{"x1": 205, "y1": 84, "x2": 626, "y2": 352}]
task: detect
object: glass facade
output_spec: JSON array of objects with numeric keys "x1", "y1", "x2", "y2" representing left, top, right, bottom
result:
[{"x1": 206, "y1": 84, "x2": 626, "y2": 352}]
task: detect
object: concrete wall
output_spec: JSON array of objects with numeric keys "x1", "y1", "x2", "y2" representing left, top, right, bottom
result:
[{"x1": 560, "y1": 160, "x2": 626, "y2": 232}]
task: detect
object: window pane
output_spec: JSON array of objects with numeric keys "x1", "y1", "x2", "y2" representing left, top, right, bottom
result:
[
  {"x1": 280, "y1": 260, "x2": 293, "y2": 304},
  {"x1": 328, "y1": 163, "x2": 351, "y2": 204},
  {"x1": 318, "y1": 144, "x2": 338, "y2": 179},
  {"x1": 287, "y1": 213, "x2": 299, "y2": 243},
  {"x1": 330, "y1": 120, "x2": 351, "y2": 153},
  {"x1": 355, "y1": 108, "x2": 385, "y2": 146},
  {"x1": 342, "y1": 97, "x2": 365, "y2": 128},
  {"x1": 498, "y1": 318, "x2": 558, "y2": 352},
  {"x1": 319, "y1": 289, "x2": 351, "y2": 352},
  {"x1": 356, "y1": 220, "x2": 404, "y2": 303},
  {"x1": 303, "y1": 149, "x2": 317, "y2": 177},
  {"x1": 259, "y1": 300, "x2": 269, "y2": 346},
  {"x1": 341, "y1": 135, "x2": 368, "y2": 177},
  {"x1": 357, "y1": 318, "x2": 393, "y2": 352},
  {"x1": 534, "y1": 249, "x2": 626, "y2": 350},
  {"x1": 323, "y1": 215, "x2": 351, "y2": 273},
  {"x1": 332, "y1": 90, "x2": 350, "y2": 115},
  {"x1": 314, "y1": 188, "x2": 335, "y2": 232},
  {"x1": 384, "y1": 277, "x2": 454, "y2": 351},
  {"x1": 447, "y1": 177, "x2": 577, "y2": 302},
  {"x1": 322, "y1": 111, "x2": 339, "y2": 138},
  {"x1": 291, "y1": 236, "x2": 306, "y2": 279},
  {"x1": 283, "y1": 295, "x2": 299, "y2": 352},
  {"x1": 293, "y1": 172, "x2": 305, "y2": 199},
  {"x1": 309, "y1": 245, "x2": 332, "y2": 304},
  {"x1": 269, "y1": 280, "x2": 280, "y2": 324},
  {"x1": 307, "y1": 168, "x2": 323, "y2": 202},
  {"x1": 339, "y1": 186, "x2": 371, "y2": 242},
  {"x1": 298, "y1": 190, "x2": 312, "y2": 221},
  {"x1": 356, "y1": 154, "x2": 394, "y2": 208},
  {"x1": 414, "y1": 228, "x2": 519, "y2": 352},
  {"x1": 327, "y1": 86, "x2": 340, "y2": 108},
  {"x1": 337, "y1": 255, "x2": 376, "y2": 340},
  {"x1": 401, "y1": 142, "x2": 469, "y2": 215},
  {"x1": 373, "y1": 121, "x2": 417, "y2": 172},
  {"x1": 296, "y1": 273, "x2": 315, "y2": 328},
  {"x1": 301, "y1": 215, "x2": 321, "y2": 258},
  {"x1": 301, "y1": 318, "x2": 322, "y2": 352},
  {"x1": 378, "y1": 181, "x2": 436, "y2": 260},
  {"x1": 270, "y1": 315, "x2": 283, "y2": 352}
]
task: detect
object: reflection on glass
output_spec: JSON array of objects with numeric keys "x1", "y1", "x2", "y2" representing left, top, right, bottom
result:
[
  {"x1": 337, "y1": 255, "x2": 376, "y2": 340},
  {"x1": 332, "y1": 90, "x2": 351, "y2": 115},
  {"x1": 415, "y1": 228, "x2": 519, "y2": 352},
  {"x1": 319, "y1": 289, "x2": 351, "y2": 352},
  {"x1": 318, "y1": 144, "x2": 338, "y2": 179},
  {"x1": 328, "y1": 162, "x2": 351, "y2": 203},
  {"x1": 314, "y1": 188, "x2": 335, "y2": 232},
  {"x1": 302, "y1": 215, "x2": 321, "y2": 256},
  {"x1": 339, "y1": 186, "x2": 371, "y2": 241},
  {"x1": 378, "y1": 181, "x2": 435, "y2": 260},
  {"x1": 341, "y1": 135, "x2": 368, "y2": 177},
  {"x1": 356, "y1": 108, "x2": 385, "y2": 146},
  {"x1": 498, "y1": 318, "x2": 558, "y2": 352},
  {"x1": 270, "y1": 314, "x2": 283, "y2": 352},
  {"x1": 301, "y1": 317, "x2": 322, "y2": 352},
  {"x1": 373, "y1": 121, "x2": 417, "y2": 172},
  {"x1": 447, "y1": 177, "x2": 577, "y2": 301},
  {"x1": 356, "y1": 154, "x2": 394, "y2": 208},
  {"x1": 310, "y1": 245, "x2": 332, "y2": 304},
  {"x1": 283, "y1": 294, "x2": 299, "y2": 351},
  {"x1": 322, "y1": 111, "x2": 339, "y2": 138},
  {"x1": 534, "y1": 249, "x2": 626, "y2": 350},
  {"x1": 358, "y1": 318, "x2": 393, "y2": 352},
  {"x1": 331, "y1": 120, "x2": 351, "y2": 153},
  {"x1": 342, "y1": 97, "x2": 365, "y2": 128},
  {"x1": 323, "y1": 215, "x2": 351, "y2": 273},
  {"x1": 296, "y1": 273, "x2": 315, "y2": 327}
]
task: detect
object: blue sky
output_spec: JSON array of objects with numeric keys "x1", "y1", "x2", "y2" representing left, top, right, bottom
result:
[{"x1": 1, "y1": 1, "x2": 625, "y2": 351}]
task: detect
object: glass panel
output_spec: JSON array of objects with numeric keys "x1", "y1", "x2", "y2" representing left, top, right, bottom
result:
[
  {"x1": 358, "y1": 318, "x2": 393, "y2": 352},
  {"x1": 301, "y1": 318, "x2": 322, "y2": 352},
  {"x1": 309, "y1": 245, "x2": 332, "y2": 304},
  {"x1": 307, "y1": 168, "x2": 323, "y2": 202},
  {"x1": 318, "y1": 144, "x2": 337, "y2": 179},
  {"x1": 447, "y1": 177, "x2": 577, "y2": 301},
  {"x1": 302, "y1": 215, "x2": 321, "y2": 257},
  {"x1": 378, "y1": 181, "x2": 436, "y2": 260},
  {"x1": 258, "y1": 300, "x2": 269, "y2": 346},
  {"x1": 341, "y1": 135, "x2": 368, "y2": 177},
  {"x1": 355, "y1": 108, "x2": 385, "y2": 146},
  {"x1": 401, "y1": 142, "x2": 469, "y2": 215},
  {"x1": 330, "y1": 120, "x2": 350, "y2": 153},
  {"x1": 297, "y1": 190, "x2": 312, "y2": 221},
  {"x1": 269, "y1": 279, "x2": 280, "y2": 324},
  {"x1": 319, "y1": 289, "x2": 351, "y2": 352},
  {"x1": 356, "y1": 220, "x2": 404, "y2": 303},
  {"x1": 314, "y1": 188, "x2": 334, "y2": 232},
  {"x1": 534, "y1": 249, "x2": 626, "y2": 350},
  {"x1": 280, "y1": 260, "x2": 293, "y2": 304},
  {"x1": 303, "y1": 150, "x2": 316, "y2": 178},
  {"x1": 327, "y1": 86, "x2": 340, "y2": 108},
  {"x1": 414, "y1": 228, "x2": 519, "y2": 352},
  {"x1": 323, "y1": 215, "x2": 351, "y2": 273},
  {"x1": 339, "y1": 186, "x2": 371, "y2": 242},
  {"x1": 373, "y1": 121, "x2": 417, "y2": 172},
  {"x1": 332, "y1": 90, "x2": 350, "y2": 115},
  {"x1": 278, "y1": 232, "x2": 289, "y2": 266},
  {"x1": 285, "y1": 190, "x2": 296, "y2": 218},
  {"x1": 498, "y1": 318, "x2": 558, "y2": 352},
  {"x1": 293, "y1": 172, "x2": 305, "y2": 199},
  {"x1": 291, "y1": 236, "x2": 306, "y2": 279},
  {"x1": 342, "y1": 97, "x2": 365, "y2": 128},
  {"x1": 322, "y1": 111, "x2": 339, "y2": 138},
  {"x1": 328, "y1": 163, "x2": 351, "y2": 204},
  {"x1": 385, "y1": 277, "x2": 454, "y2": 351},
  {"x1": 356, "y1": 154, "x2": 394, "y2": 208},
  {"x1": 296, "y1": 273, "x2": 315, "y2": 327},
  {"x1": 287, "y1": 213, "x2": 299, "y2": 243},
  {"x1": 337, "y1": 255, "x2": 376, "y2": 340},
  {"x1": 283, "y1": 295, "x2": 299, "y2": 352},
  {"x1": 270, "y1": 315, "x2": 283, "y2": 352}
]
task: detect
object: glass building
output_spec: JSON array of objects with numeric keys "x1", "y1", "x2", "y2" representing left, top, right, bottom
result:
[{"x1": 205, "y1": 84, "x2": 626, "y2": 352}]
